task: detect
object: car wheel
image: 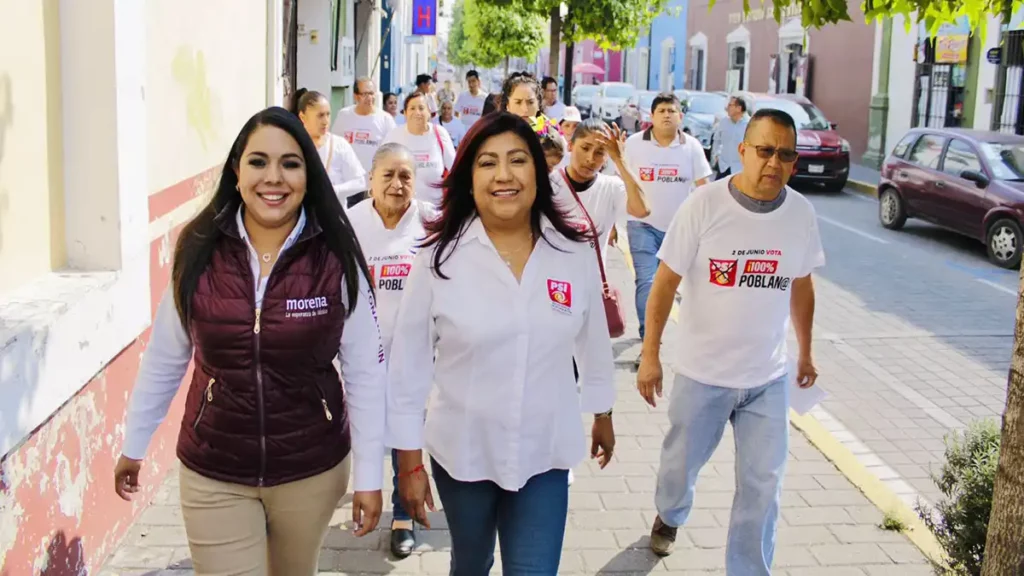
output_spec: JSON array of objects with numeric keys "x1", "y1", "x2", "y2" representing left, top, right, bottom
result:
[
  {"x1": 986, "y1": 218, "x2": 1023, "y2": 269},
  {"x1": 878, "y1": 187, "x2": 907, "y2": 230}
]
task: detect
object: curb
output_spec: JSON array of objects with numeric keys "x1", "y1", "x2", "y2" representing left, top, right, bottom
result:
[
  {"x1": 789, "y1": 410, "x2": 947, "y2": 568},
  {"x1": 846, "y1": 179, "x2": 878, "y2": 198}
]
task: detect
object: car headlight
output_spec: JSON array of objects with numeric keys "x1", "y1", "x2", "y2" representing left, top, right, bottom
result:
[{"x1": 841, "y1": 139, "x2": 850, "y2": 152}]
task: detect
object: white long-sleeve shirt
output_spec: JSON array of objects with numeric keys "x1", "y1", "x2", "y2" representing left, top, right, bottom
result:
[
  {"x1": 122, "y1": 207, "x2": 387, "y2": 491},
  {"x1": 317, "y1": 133, "x2": 368, "y2": 200},
  {"x1": 386, "y1": 217, "x2": 616, "y2": 491}
]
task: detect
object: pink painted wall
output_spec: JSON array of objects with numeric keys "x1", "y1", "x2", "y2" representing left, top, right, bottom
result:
[{"x1": 0, "y1": 169, "x2": 215, "y2": 575}]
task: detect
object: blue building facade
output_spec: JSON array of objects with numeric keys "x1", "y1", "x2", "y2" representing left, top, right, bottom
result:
[{"x1": 646, "y1": 0, "x2": 689, "y2": 92}]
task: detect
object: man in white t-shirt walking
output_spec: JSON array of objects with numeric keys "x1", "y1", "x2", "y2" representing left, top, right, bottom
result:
[
  {"x1": 542, "y1": 76, "x2": 566, "y2": 122},
  {"x1": 332, "y1": 77, "x2": 397, "y2": 206},
  {"x1": 636, "y1": 109, "x2": 825, "y2": 573},
  {"x1": 624, "y1": 93, "x2": 711, "y2": 366},
  {"x1": 454, "y1": 69, "x2": 487, "y2": 128}
]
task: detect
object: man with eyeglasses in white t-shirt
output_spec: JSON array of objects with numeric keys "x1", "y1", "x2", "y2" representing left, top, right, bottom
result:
[{"x1": 636, "y1": 108, "x2": 825, "y2": 573}]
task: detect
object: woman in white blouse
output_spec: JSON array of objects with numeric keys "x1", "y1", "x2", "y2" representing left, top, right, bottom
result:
[
  {"x1": 347, "y1": 142, "x2": 435, "y2": 559},
  {"x1": 387, "y1": 112, "x2": 616, "y2": 575},
  {"x1": 292, "y1": 88, "x2": 367, "y2": 205},
  {"x1": 382, "y1": 92, "x2": 456, "y2": 207}
]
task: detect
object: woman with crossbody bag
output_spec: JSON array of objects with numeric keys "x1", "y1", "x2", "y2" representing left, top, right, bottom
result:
[
  {"x1": 292, "y1": 88, "x2": 368, "y2": 204},
  {"x1": 382, "y1": 92, "x2": 456, "y2": 207}
]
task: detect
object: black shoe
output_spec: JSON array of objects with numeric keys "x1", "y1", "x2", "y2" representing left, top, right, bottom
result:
[
  {"x1": 390, "y1": 525, "x2": 415, "y2": 558},
  {"x1": 649, "y1": 515, "x2": 677, "y2": 556}
]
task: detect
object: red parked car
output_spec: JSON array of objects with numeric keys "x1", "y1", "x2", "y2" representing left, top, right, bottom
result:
[
  {"x1": 878, "y1": 128, "x2": 1024, "y2": 268},
  {"x1": 739, "y1": 92, "x2": 851, "y2": 191}
]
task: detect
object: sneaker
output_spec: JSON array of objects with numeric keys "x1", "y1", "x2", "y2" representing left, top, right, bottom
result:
[
  {"x1": 568, "y1": 469, "x2": 574, "y2": 486},
  {"x1": 649, "y1": 515, "x2": 677, "y2": 556},
  {"x1": 634, "y1": 352, "x2": 642, "y2": 370}
]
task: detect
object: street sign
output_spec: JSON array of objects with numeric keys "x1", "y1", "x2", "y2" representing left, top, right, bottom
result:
[
  {"x1": 988, "y1": 47, "x2": 1002, "y2": 64},
  {"x1": 411, "y1": 0, "x2": 437, "y2": 35}
]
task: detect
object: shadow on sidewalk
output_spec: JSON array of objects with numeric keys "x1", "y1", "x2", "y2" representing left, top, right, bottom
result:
[{"x1": 595, "y1": 536, "x2": 662, "y2": 574}]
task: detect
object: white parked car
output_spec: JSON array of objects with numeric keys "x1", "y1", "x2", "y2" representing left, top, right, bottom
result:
[{"x1": 591, "y1": 82, "x2": 636, "y2": 126}]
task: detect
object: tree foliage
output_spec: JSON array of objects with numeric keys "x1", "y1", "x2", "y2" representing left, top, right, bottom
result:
[
  {"x1": 447, "y1": 0, "x2": 472, "y2": 67},
  {"x1": 460, "y1": 0, "x2": 545, "y2": 69}
]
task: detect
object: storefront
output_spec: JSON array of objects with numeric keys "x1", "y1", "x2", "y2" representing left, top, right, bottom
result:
[
  {"x1": 685, "y1": 0, "x2": 876, "y2": 159},
  {"x1": 912, "y1": 18, "x2": 971, "y2": 129}
]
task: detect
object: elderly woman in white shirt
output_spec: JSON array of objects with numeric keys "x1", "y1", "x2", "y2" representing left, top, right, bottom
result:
[
  {"x1": 386, "y1": 112, "x2": 616, "y2": 575},
  {"x1": 382, "y1": 92, "x2": 456, "y2": 207},
  {"x1": 347, "y1": 142, "x2": 435, "y2": 559},
  {"x1": 292, "y1": 88, "x2": 368, "y2": 206}
]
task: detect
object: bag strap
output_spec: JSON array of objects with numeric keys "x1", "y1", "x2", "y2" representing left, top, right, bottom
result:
[
  {"x1": 434, "y1": 125, "x2": 450, "y2": 179},
  {"x1": 325, "y1": 134, "x2": 335, "y2": 172},
  {"x1": 559, "y1": 169, "x2": 610, "y2": 286}
]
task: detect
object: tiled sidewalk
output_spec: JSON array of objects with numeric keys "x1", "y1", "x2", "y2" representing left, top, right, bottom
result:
[{"x1": 99, "y1": 251, "x2": 935, "y2": 575}]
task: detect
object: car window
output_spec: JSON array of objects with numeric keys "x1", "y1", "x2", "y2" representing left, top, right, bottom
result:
[
  {"x1": 753, "y1": 98, "x2": 831, "y2": 130},
  {"x1": 639, "y1": 93, "x2": 657, "y2": 110},
  {"x1": 980, "y1": 142, "x2": 1024, "y2": 180},
  {"x1": 942, "y1": 140, "x2": 983, "y2": 177},
  {"x1": 688, "y1": 94, "x2": 728, "y2": 115},
  {"x1": 604, "y1": 85, "x2": 634, "y2": 98},
  {"x1": 907, "y1": 135, "x2": 946, "y2": 169},
  {"x1": 892, "y1": 133, "x2": 918, "y2": 158}
]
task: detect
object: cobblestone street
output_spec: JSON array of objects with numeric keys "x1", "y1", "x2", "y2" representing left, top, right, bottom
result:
[{"x1": 100, "y1": 247, "x2": 934, "y2": 575}]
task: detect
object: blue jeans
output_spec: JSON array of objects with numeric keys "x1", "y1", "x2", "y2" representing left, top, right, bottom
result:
[
  {"x1": 626, "y1": 221, "x2": 666, "y2": 339},
  {"x1": 391, "y1": 449, "x2": 410, "y2": 522},
  {"x1": 655, "y1": 374, "x2": 789, "y2": 576},
  {"x1": 431, "y1": 458, "x2": 568, "y2": 575}
]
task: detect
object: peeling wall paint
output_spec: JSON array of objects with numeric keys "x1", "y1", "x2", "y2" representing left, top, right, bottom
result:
[{"x1": 0, "y1": 169, "x2": 215, "y2": 575}]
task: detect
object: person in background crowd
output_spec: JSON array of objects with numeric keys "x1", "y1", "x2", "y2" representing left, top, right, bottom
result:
[
  {"x1": 114, "y1": 107, "x2": 386, "y2": 575},
  {"x1": 415, "y1": 74, "x2": 438, "y2": 118},
  {"x1": 712, "y1": 96, "x2": 750, "y2": 180},
  {"x1": 455, "y1": 70, "x2": 487, "y2": 128},
  {"x1": 387, "y1": 112, "x2": 616, "y2": 575},
  {"x1": 383, "y1": 92, "x2": 456, "y2": 207},
  {"x1": 291, "y1": 89, "x2": 367, "y2": 204},
  {"x1": 434, "y1": 100, "x2": 468, "y2": 149},
  {"x1": 637, "y1": 109, "x2": 824, "y2": 573},
  {"x1": 540, "y1": 128, "x2": 567, "y2": 172},
  {"x1": 332, "y1": 78, "x2": 397, "y2": 207},
  {"x1": 552, "y1": 118, "x2": 650, "y2": 264},
  {"x1": 624, "y1": 92, "x2": 711, "y2": 367},
  {"x1": 555, "y1": 106, "x2": 583, "y2": 171},
  {"x1": 501, "y1": 72, "x2": 543, "y2": 120},
  {"x1": 481, "y1": 93, "x2": 499, "y2": 116},
  {"x1": 347, "y1": 143, "x2": 437, "y2": 559},
  {"x1": 541, "y1": 76, "x2": 566, "y2": 122},
  {"x1": 437, "y1": 79, "x2": 456, "y2": 105},
  {"x1": 384, "y1": 92, "x2": 400, "y2": 119}
]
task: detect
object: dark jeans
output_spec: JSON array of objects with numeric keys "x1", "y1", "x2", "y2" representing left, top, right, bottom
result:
[
  {"x1": 431, "y1": 458, "x2": 569, "y2": 575},
  {"x1": 391, "y1": 449, "x2": 410, "y2": 522},
  {"x1": 716, "y1": 167, "x2": 732, "y2": 180}
]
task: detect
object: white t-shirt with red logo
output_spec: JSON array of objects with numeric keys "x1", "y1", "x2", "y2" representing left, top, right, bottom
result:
[
  {"x1": 382, "y1": 124, "x2": 457, "y2": 206},
  {"x1": 347, "y1": 198, "x2": 437, "y2": 359},
  {"x1": 332, "y1": 107, "x2": 397, "y2": 172},
  {"x1": 625, "y1": 130, "x2": 712, "y2": 231},
  {"x1": 657, "y1": 178, "x2": 825, "y2": 389},
  {"x1": 454, "y1": 91, "x2": 488, "y2": 128},
  {"x1": 550, "y1": 170, "x2": 626, "y2": 264}
]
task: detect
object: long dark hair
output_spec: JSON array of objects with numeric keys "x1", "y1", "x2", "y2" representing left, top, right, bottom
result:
[
  {"x1": 421, "y1": 112, "x2": 586, "y2": 279},
  {"x1": 171, "y1": 106, "x2": 371, "y2": 329}
]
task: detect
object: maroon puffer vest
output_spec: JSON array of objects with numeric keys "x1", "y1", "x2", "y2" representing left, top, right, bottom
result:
[{"x1": 176, "y1": 206, "x2": 351, "y2": 487}]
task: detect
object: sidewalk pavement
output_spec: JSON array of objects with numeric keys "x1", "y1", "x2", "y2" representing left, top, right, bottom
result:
[{"x1": 99, "y1": 249, "x2": 934, "y2": 575}]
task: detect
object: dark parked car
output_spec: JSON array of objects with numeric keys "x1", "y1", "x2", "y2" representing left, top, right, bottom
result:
[
  {"x1": 879, "y1": 128, "x2": 1024, "y2": 268},
  {"x1": 571, "y1": 85, "x2": 600, "y2": 118},
  {"x1": 741, "y1": 92, "x2": 851, "y2": 191}
]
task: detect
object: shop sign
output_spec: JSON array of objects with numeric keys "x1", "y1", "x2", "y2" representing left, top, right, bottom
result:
[
  {"x1": 935, "y1": 34, "x2": 969, "y2": 63},
  {"x1": 728, "y1": 4, "x2": 800, "y2": 24},
  {"x1": 987, "y1": 47, "x2": 1002, "y2": 64}
]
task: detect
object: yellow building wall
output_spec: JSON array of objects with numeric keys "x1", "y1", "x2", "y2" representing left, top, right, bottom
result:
[
  {"x1": 0, "y1": 0, "x2": 65, "y2": 293},
  {"x1": 146, "y1": 0, "x2": 269, "y2": 196}
]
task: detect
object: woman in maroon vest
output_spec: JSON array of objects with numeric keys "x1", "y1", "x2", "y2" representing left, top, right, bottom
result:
[
  {"x1": 114, "y1": 106, "x2": 387, "y2": 575},
  {"x1": 387, "y1": 112, "x2": 617, "y2": 574}
]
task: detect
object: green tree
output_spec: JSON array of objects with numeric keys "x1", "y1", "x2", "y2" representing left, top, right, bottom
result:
[
  {"x1": 462, "y1": 0, "x2": 545, "y2": 75},
  {"x1": 447, "y1": 0, "x2": 472, "y2": 67}
]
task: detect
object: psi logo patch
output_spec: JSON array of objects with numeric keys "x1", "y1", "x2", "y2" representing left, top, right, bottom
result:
[
  {"x1": 708, "y1": 259, "x2": 738, "y2": 287},
  {"x1": 639, "y1": 167, "x2": 655, "y2": 182},
  {"x1": 547, "y1": 279, "x2": 572, "y2": 315}
]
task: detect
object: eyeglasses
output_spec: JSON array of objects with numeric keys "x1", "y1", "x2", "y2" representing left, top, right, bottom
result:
[{"x1": 747, "y1": 144, "x2": 799, "y2": 163}]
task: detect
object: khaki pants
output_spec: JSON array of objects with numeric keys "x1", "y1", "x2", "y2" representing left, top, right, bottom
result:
[{"x1": 179, "y1": 458, "x2": 350, "y2": 576}]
